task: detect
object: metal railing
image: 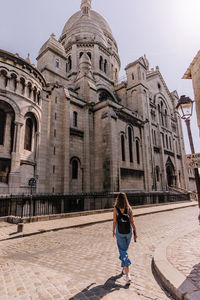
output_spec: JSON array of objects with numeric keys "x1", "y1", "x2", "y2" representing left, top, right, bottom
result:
[{"x1": 0, "y1": 192, "x2": 190, "y2": 218}]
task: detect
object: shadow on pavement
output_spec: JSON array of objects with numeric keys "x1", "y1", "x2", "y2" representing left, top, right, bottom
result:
[
  {"x1": 68, "y1": 273, "x2": 130, "y2": 299},
  {"x1": 185, "y1": 262, "x2": 200, "y2": 289}
]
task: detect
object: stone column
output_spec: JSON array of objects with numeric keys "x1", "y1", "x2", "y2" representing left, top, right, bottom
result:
[
  {"x1": 34, "y1": 132, "x2": 40, "y2": 182},
  {"x1": 63, "y1": 93, "x2": 70, "y2": 194},
  {"x1": 9, "y1": 121, "x2": 23, "y2": 194},
  {"x1": 83, "y1": 106, "x2": 91, "y2": 192}
]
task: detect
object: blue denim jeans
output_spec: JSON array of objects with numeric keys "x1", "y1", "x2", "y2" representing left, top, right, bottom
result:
[{"x1": 116, "y1": 226, "x2": 132, "y2": 267}]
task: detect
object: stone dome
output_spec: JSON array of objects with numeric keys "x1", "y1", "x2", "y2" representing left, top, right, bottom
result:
[{"x1": 59, "y1": 2, "x2": 118, "y2": 51}]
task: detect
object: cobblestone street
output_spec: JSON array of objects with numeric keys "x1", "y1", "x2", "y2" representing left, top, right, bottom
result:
[{"x1": 0, "y1": 206, "x2": 198, "y2": 300}]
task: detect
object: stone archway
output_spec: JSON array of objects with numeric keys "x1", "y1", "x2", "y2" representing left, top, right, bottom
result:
[{"x1": 166, "y1": 157, "x2": 175, "y2": 187}]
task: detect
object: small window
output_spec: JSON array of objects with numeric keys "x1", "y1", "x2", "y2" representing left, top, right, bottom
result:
[
  {"x1": 55, "y1": 113, "x2": 57, "y2": 120},
  {"x1": 68, "y1": 56, "x2": 72, "y2": 71},
  {"x1": 55, "y1": 97, "x2": 57, "y2": 104},
  {"x1": 158, "y1": 83, "x2": 161, "y2": 90},
  {"x1": 132, "y1": 73, "x2": 134, "y2": 80},
  {"x1": 53, "y1": 146, "x2": 56, "y2": 155},
  {"x1": 72, "y1": 160, "x2": 78, "y2": 179},
  {"x1": 99, "y1": 56, "x2": 103, "y2": 70},
  {"x1": 156, "y1": 166, "x2": 160, "y2": 182},
  {"x1": 161, "y1": 133, "x2": 165, "y2": 148},
  {"x1": 28, "y1": 83, "x2": 32, "y2": 98},
  {"x1": 73, "y1": 112, "x2": 78, "y2": 127},
  {"x1": 33, "y1": 87, "x2": 37, "y2": 102},
  {"x1": 37, "y1": 92, "x2": 40, "y2": 104},
  {"x1": 53, "y1": 165, "x2": 55, "y2": 174},
  {"x1": 121, "y1": 135, "x2": 125, "y2": 162},
  {"x1": 128, "y1": 127, "x2": 133, "y2": 163},
  {"x1": 56, "y1": 59, "x2": 59, "y2": 68},
  {"x1": 83, "y1": 6, "x2": 88, "y2": 14},
  {"x1": 54, "y1": 129, "x2": 56, "y2": 137},
  {"x1": 136, "y1": 140, "x2": 140, "y2": 164},
  {"x1": 20, "y1": 78, "x2": 25, "y2": 94},
  {"x1": 104, "y1": 60, "x2": 107, "y2": 73}
]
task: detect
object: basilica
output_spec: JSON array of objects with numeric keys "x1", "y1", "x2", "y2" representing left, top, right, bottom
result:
[{"x1": 0, "y1": 0, "x2": 190, "y2": 195}]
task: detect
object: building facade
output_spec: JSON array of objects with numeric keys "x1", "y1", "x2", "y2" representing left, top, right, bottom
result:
[
  {"x1": 183, "y1": 50, "x2": 200, "y2": 134},
  {"x1": 0, "y1": 0, "x2": 189, "y2": 195}
]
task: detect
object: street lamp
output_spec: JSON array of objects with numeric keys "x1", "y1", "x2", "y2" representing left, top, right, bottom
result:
[{"x1": 176, "y1": 95, "x2": 200, "y2": 221}]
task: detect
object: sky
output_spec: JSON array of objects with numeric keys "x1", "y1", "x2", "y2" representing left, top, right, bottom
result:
[{"x1": 0, "y1": 0, "x2": 200, "y2": 153}]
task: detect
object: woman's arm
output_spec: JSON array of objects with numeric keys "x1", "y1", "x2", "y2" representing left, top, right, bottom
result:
[
  {"x1": 130, "y1": 209, "x2": 138, "y2": 241},
  {"x1": 113, "y1": 207, "x2": 117, "y2": 237}
]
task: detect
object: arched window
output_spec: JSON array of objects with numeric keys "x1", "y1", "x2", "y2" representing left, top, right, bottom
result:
[
  {"x1": 72, "y1": 159, "x2": 78, "y2": 179},
  {"x1": 33, "y1": 87, "x2": 37, "y2": 102},
  {"x1": 99, "y1": 56, "x2": 103, "y2": 70},
  {"x1": 56, "y1": 59, "x2": 59, "y2": 68},
  {"x1": 136, "y1": 139, "x2": 140, "y2": 164},
  {"x1": 161, "y1": 102, "x2": 164, "y2": 126},
  {"x1": 79, "y1": 52, "x2": 83, "y2": 58},
  {"x1": 128, "y1": 127, "x2": 133, "y2": 163},
  {"x1": 121, "y1": 135, "x2": 125, "y2": 161},
  {"x1": 1, "y1": 70, "x2": 8, "y2": 87},
  {"x1": 37, "y1": 92, "x2": 40, "y2": 105},
  {"x1": 28, "y1": 83, "x2": 32, "y2": 98},
  {"x1": 158, "y1": 105, "x2": 161, "y2": 123},
  {"x1": 11, "y1": 74, "x2": 17, "y2": 91},
  {"x1": 0, "y1": 109, "x2": 6, "y2": 145},
  {"x1": 20, "y1": 78, "x2": 25, "y2": 94},
  {"x1": 99, "y1": 89, "x2": 114, "y2": 102},
  {"x1": 104, "y1": 60, "x2": 107, "y2": 73},
  {"x1": 73, "y1": 111, "x2": 78, "y2": 127},
  {"x1": 24, "y1": 118, "x2": 33, "y2": 151}
]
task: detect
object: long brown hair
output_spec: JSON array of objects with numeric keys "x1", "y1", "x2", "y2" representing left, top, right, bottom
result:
[{"x1": 114, "y1": 192, "x2": 130, "y2": 209}]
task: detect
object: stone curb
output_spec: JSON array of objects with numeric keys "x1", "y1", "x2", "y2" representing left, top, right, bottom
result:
[
  {"x1": 0, "y1": 201, "x2": 197, "y2": 243},
  {"x1": 153, "y1": 229, "x2": 200, "y2": 300}
]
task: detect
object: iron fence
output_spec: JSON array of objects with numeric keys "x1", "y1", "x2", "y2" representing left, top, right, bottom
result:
[{"x1": 0, "y1": 192, "x2": 190, "y2": 218}]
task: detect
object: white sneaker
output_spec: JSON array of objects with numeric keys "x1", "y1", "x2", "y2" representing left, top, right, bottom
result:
[{"x1": 125, "y1": 275, "x2": 131, "y2": 284}]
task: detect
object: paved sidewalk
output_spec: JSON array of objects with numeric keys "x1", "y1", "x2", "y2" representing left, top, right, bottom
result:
[
  {"x1": 0, "y1": 201, "x2": 197, "y2": 242},
  {"x1": 153, "y1": 202, "x2": 200, "y2": 300},
  {"x1": 0, "y1": 200, "x2": 198, "y2": 300}
]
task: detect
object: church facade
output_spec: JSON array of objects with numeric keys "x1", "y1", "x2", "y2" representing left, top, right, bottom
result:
[{"x1": 0, "y1": 0, "x2": 189, "y2": 195}]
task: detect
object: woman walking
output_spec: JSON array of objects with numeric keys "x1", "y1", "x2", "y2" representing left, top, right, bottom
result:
[{"x1": 113, "y1": 192, "x2": 137, "y2": 284}]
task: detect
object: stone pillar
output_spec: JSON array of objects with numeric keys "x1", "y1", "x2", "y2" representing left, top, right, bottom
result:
[
  {"x1": 63, "y1": 94, "x2": 70, "y2": 194},
  {"x1": 83, "y1": 106, "x2": 91, "y2": 192},
  {"x1": 9, "y1": 121, "x2": 23, "y2": 194},
  {"x1": 5, "y1": 75, "x2": 11, "y2": 90},
  {"x1": 34, "y1": 132, "x2": 40, "y2": 184}
]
